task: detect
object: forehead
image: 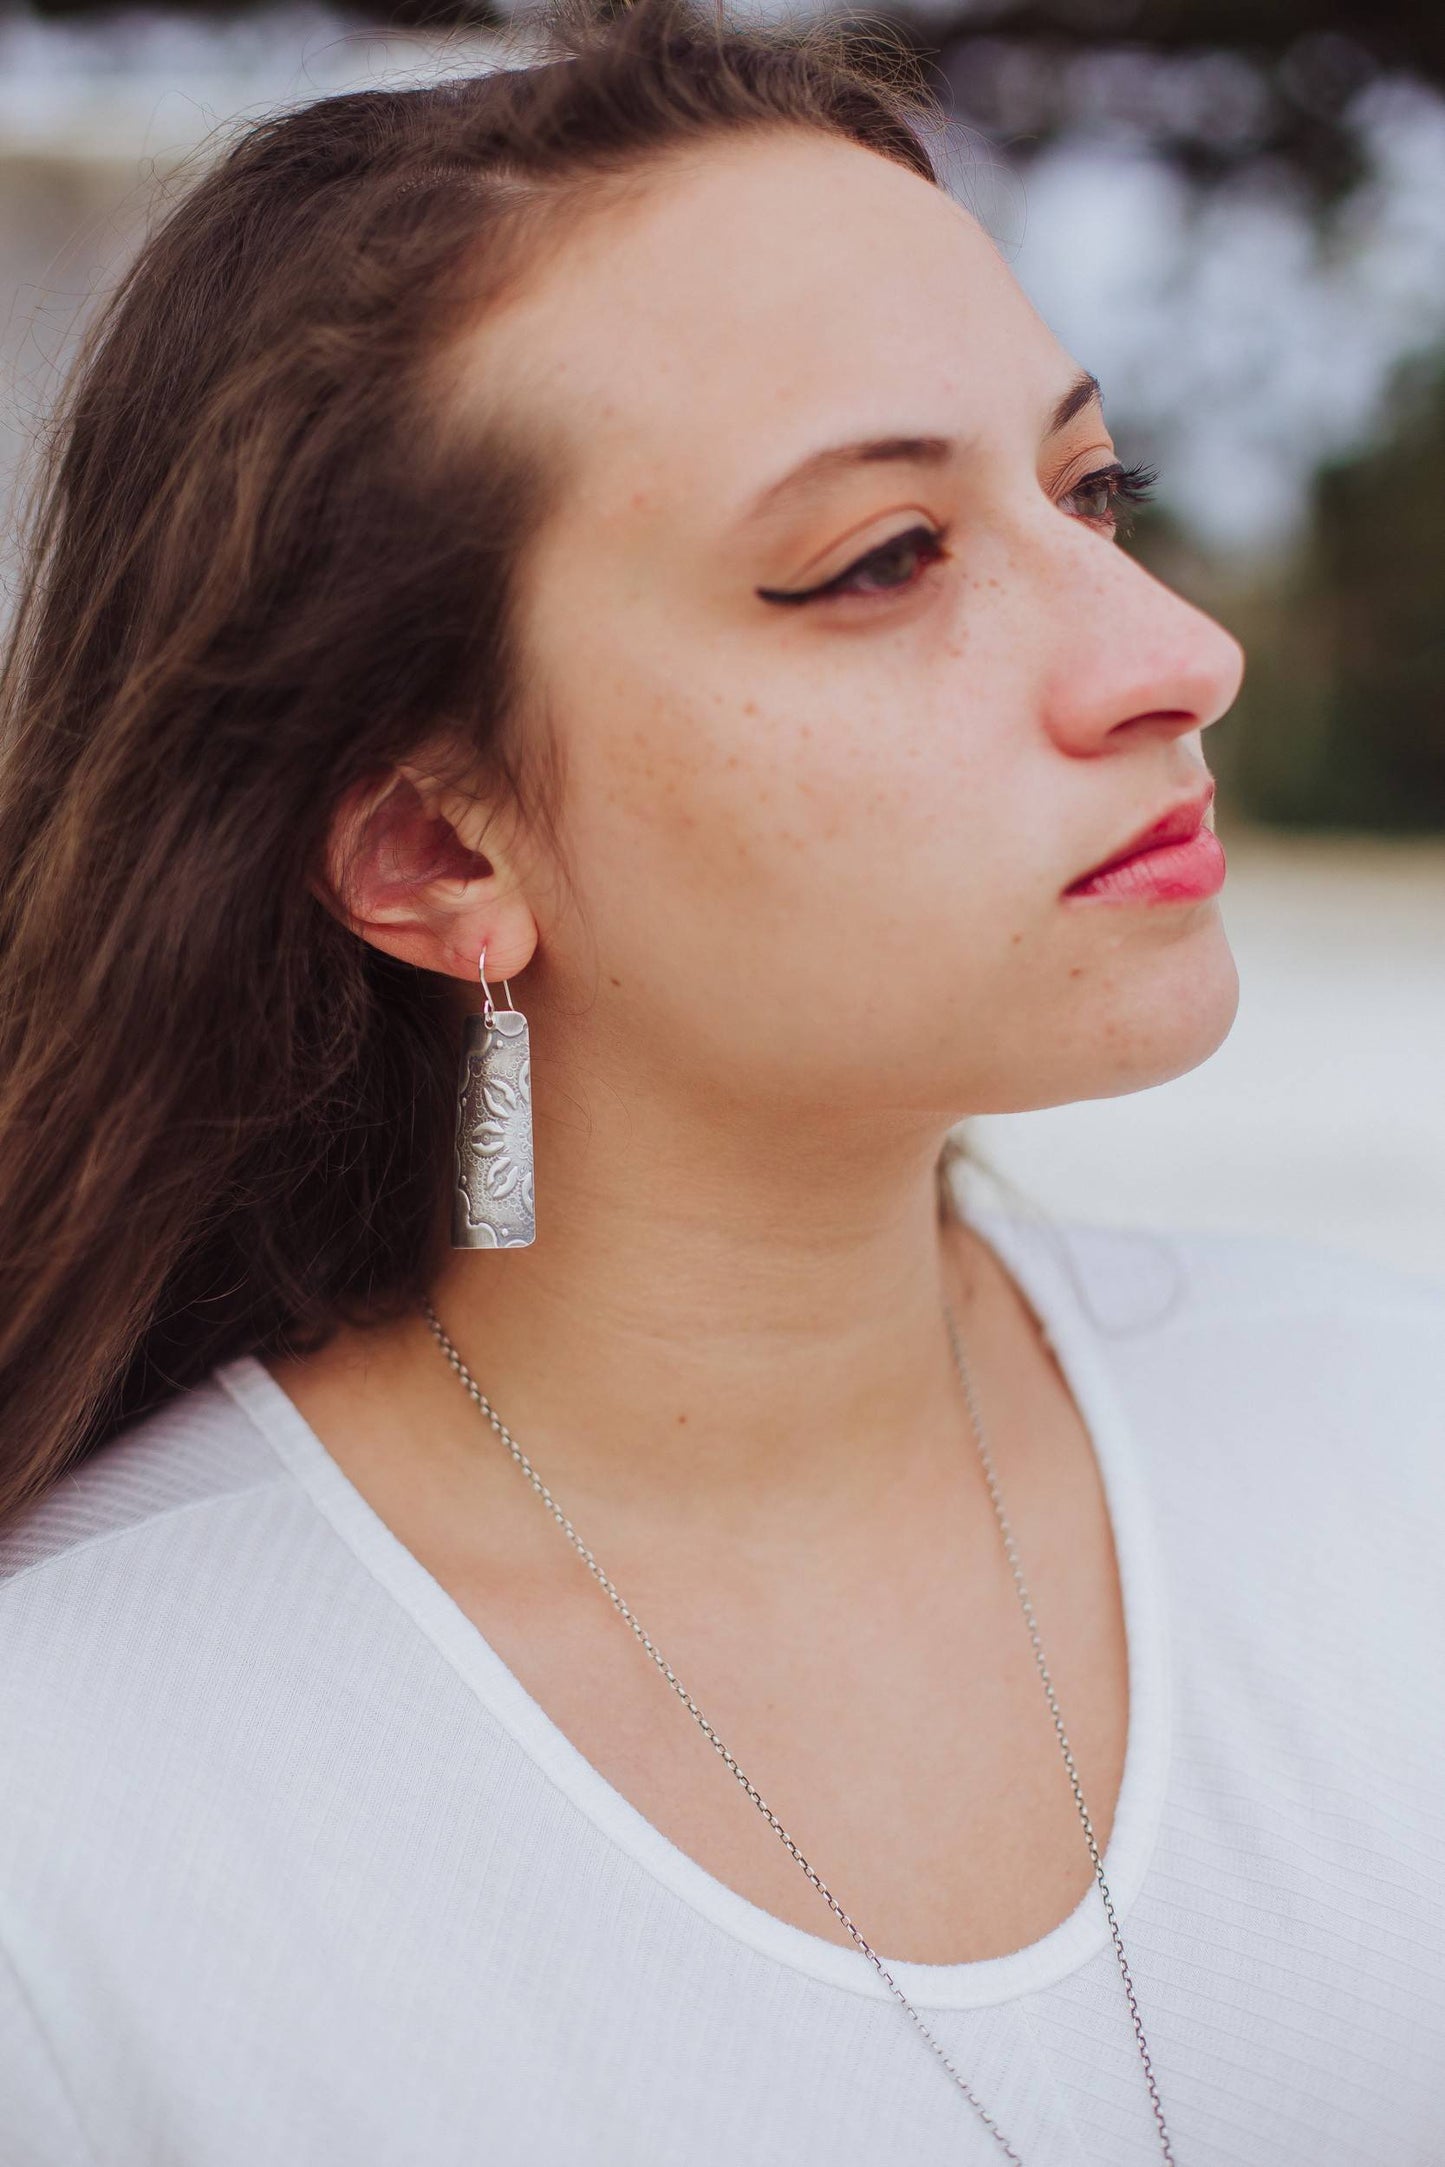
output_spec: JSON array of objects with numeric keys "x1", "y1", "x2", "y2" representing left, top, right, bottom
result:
[{"x1": 464, "y1": 128, "x2": 1070, "y2": 531}]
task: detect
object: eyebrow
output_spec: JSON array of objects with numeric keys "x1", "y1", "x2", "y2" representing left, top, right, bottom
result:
[
  {"x1": 1048, "y1": 367, "x2": 1105, "y2": 435},
  {"x1": 741, "y1": 367, "x2": 1104, "y2": 523}
]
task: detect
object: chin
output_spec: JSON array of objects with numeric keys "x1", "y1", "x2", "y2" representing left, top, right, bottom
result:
[
  {"x1": 982, "y1": 928, "x2": 1240, "y2": 1114},
  {"x1": 1087, "y1": 934, "x2": 1241, "y2": 1100}
]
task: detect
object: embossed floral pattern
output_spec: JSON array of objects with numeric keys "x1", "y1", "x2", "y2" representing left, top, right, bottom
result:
[{"x1": 453, "y1": 1011, "x2": 535, "y2": 1246}]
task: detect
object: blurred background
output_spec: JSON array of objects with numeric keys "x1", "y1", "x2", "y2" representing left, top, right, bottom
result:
[{"x1": 1, "y1": 0, "x2": 1441, "y2": 1278}]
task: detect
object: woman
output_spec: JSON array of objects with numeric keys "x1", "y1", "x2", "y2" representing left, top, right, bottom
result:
[{"x1": 1, "y1": 1, "x2": 1441, "y2": 2160}]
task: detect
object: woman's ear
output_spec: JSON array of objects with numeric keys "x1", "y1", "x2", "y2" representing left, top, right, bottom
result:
[{"x1": 314, "y1": 756, "x2": 538, "y2": 983}]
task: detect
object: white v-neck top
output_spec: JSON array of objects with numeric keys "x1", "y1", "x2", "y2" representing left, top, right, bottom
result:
[{"x1": 2, "y1": 1202, "x2": 1444, "y2": 2166}]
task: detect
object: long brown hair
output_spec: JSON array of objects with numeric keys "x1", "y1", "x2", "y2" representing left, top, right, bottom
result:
[{"x1": 0, "y1": 0, "x2": 945, "y2": 1524}]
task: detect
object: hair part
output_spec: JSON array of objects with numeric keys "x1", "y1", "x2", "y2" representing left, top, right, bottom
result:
[{"x1": 0, "y1": 0, "x2": 944, "y2": 1525}]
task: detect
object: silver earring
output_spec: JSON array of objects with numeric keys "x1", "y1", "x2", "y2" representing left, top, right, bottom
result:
[{"x1": 451, "y1": 945, "x2": 535, "y2": 1248}]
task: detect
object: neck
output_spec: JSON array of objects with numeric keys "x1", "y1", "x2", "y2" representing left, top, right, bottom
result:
[{"x1": 417, "y1": 1046, "x2": 1012, "y2": 1522}]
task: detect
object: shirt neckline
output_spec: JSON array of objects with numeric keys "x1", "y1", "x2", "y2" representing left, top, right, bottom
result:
[{"x1": 214, "y1": 1196, "x2": 1172, "y2": 2012}]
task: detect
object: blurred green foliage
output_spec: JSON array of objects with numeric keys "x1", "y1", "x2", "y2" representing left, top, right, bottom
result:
[{"x1": 1131, "y1": 355, "x2": 1445, "y2": 833}]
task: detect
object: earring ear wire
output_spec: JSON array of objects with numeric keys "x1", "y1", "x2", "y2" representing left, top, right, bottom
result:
[
  {"x1": 477, "y1": 941, "x2": 517, "y2": 1031},
  {"x1": 451, "y1": 942, "x2": 536, "y2": 1248}
]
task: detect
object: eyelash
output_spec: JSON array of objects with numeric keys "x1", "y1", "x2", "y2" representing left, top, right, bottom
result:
[
  {"x1": 1067, "y1": 457, "x2": 1160, "y2": 537},
  {"x1": 756, "y1": 459, "x2": 1161, "y2": 607}
]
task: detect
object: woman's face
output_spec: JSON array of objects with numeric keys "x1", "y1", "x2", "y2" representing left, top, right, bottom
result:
[{"x1": 462, "y1": 127, "x2": 1246, "y2": 1121}]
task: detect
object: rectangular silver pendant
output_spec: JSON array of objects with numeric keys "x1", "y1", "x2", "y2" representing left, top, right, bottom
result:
[{"x1": 452, "y1": 1008, "x2": 536, "y2": 1248}]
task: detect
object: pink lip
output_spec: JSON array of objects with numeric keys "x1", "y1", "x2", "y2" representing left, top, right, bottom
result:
[
  {"x1": 1063, "y1": 824, "x2": 1226, "y2": 903},
  {"x1": 1063, "y1": 783, "x2": 1223, "y2": 903}
]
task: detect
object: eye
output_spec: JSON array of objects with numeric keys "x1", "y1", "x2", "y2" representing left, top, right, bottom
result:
[
  {"x1": 756, "y1": 522, "x2": 951, "y2": 607},
  {"x1": 1063, "y1": 458, "x2": 1160, "y2": 537}
]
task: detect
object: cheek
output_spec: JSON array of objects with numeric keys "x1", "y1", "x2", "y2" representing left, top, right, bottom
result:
[
  {"x1": 549, "y1": 617, "x2": 1049, "y2": 1012},
  {"x1": 563, "y1": 655, "x2": 965, "y2": 926}
]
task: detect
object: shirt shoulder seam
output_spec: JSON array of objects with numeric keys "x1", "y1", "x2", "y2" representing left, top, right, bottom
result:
[{"x1": 0, "y1": 1471, "x2": 290, "y2": 1599}]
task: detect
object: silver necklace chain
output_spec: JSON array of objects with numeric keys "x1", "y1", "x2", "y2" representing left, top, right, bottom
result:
[{"x1": 421, "y1": 1290, "x2": 1175, "y2": 2164}]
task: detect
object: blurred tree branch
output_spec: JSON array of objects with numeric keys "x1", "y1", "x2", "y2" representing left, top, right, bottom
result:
[
  {"x1": 908, "y1": 0, "x2": 1440, "y2": 81},
  {"x1": 13, "y1": 0, "x2": 1431, "y2": 206}
]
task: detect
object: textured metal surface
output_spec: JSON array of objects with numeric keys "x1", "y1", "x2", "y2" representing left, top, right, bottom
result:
[{"x1": 452, "y1": 1007, "x2": 535, "y2": 1248}]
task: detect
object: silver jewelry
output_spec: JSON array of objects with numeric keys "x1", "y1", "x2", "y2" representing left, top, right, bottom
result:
[
  {"x1": 451, "y1": 944, "x2": 535, "y2": 1249},
  {"x1": 421, "y1": 1286, "x2": 1175, "y2": 2162}
]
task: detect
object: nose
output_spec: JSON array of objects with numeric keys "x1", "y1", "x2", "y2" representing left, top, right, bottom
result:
[{"x1": 1035, "y1": 540, "x2": 1246, "y2": 761}]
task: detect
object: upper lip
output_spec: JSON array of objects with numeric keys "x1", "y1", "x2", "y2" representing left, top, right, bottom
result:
[{"x1": 1067, "y1": 783, "x2": 1216, "y2": 888}]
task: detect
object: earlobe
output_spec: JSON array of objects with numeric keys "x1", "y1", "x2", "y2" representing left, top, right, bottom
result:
[{"x1": 316, "y1": 765, "x2": 538, "y2": 984}]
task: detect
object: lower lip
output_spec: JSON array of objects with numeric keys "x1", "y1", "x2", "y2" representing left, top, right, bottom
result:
[{"x1": 1063, "y1": 827, "x2": 1227, "y2": 903}]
